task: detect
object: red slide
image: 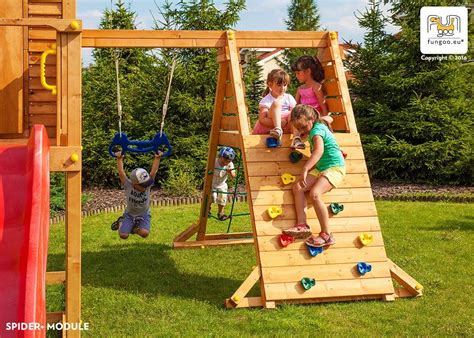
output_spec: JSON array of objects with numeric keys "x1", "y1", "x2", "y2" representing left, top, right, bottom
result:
[{"x1": 0, "y1": 125, "x2": 50, "y2": 338}]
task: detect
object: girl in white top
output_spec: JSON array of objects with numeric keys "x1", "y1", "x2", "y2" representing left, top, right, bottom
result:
[{"x1": 252, "y1": 69, "x2": 297, "y2": 140}]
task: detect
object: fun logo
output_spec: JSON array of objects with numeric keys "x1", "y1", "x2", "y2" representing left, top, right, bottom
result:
[
  {"x1": 427, "y1": 15, "x2": 461, "y2": 37},
  {"x1": 420, "y1": 7, "x2": 468, "y2": 55}
]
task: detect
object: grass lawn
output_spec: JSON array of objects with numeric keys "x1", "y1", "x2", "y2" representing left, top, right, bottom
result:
[{"x1": 46, "y1": 201, "x2": 473, "y2": 336}]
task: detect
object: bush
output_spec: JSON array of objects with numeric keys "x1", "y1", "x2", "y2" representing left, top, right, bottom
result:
[{"x1": 161, "y1": 158, "x2": 198, "y2": 197}]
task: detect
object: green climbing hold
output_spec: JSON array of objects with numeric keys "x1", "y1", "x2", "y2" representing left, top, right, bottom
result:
[
  {"x1": 329, "y1": 203, "x2": 344, "y2": 215},
  {"x1": 289, "y1": 151, "x2": 303, "y2": 163},
  {"x1": 300, "y1": 277, "x2": 316, "y2": 290}
]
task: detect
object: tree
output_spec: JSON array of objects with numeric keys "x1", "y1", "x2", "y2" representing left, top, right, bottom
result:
[
  {"x1": 243, "y1": 50, "x2": 265, "y2": 123},
  {"x1": 282, "y1": 0, "x2": 321, "y2": 92},
  {"x1": 346, "y1": 0, "x2": 473, "y2": 184}
]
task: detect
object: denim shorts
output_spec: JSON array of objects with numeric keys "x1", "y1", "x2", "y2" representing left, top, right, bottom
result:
[{"x1": 119, "y1": 212, "x2": 151, "y2": 234}]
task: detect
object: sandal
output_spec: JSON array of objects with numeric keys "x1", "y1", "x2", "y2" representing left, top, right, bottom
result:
[
  {"x1": 290, "y1": 137, "x2": 305, "y2": 149},
  {"x1": 282, "y1": 223, "x2": 312, "y2": 239},
  {"x1": 305, "y1": 232, "x2": 335, "y2": 248},
  {"x1": 218, "y1": 214, "x2": 229, "y2": 221},
  {"x1": 269, "y1": 127, "x2": 283, "y2": 141},
  {"x1": 111, "y1": 216, "x2": 123, "y2": 231}
]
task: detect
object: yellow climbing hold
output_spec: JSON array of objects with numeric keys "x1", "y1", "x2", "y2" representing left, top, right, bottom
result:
[
  {"x1": 359, "y1": 233, "x2": 374, "y2": 246},
  {"x1": 70, "y1": 153, "x2": 79, "y2": 163},
  {"x1": 227, "y1": 31, "x2": 235, "y2": 40},
  {"x1": 70, "y1": 20, "x2": 80, "y2": 30},
  {"x1": 415, "y1": 283, "x2": 423, "y2": 291},
  {"x1": 267, "y1": 206, "x2": 283, "y2": 219},
  {"x1": 330, "y1": 31, "x2": 338, "y2": 40},
  {"x1": 281, "y1": 173, "x2": 296, "y2": 185}
]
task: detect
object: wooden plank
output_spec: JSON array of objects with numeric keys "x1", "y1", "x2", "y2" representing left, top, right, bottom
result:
[
  {"x1": 29, "y1": 53, "x2": 56, "y2": 65},
  {"x1": 46, "y1": 271, "x2": 66, "y2": 285},
  {"x1": 0, "y1": 0, "x2": 23, "y2": 134},
  {"x1": 28, "y1": 40, "x2": 56, "y2": 53},
  {"x1": 326, "y1": 97, "x2": 345, "y2": 112},
  {"x1": 264, "y1": 278, "x2": 394, "y2": 300},
  {"x1": 323, "y1": 80, "x2": 341, "y2": 96},
  {"x1": 255, "y1": 217, "x2": 381, "y2": 236},
  {"x1": 29, "y1": 90, "x2": 57, "y2": 102},
  {"x1": 253, "y1": 202, "x2": 377, "y2": 221},
  {"x1": 28, "y1": 3, "x2": 62, "y2": 15},
  {"x1": 388, "y1": 259, "x2": 423, "y2": 296},
  {"x1": 29, "y1": 114, "x2": 56, "y2": 126},
  {"x1": 257, "y1": 231, "x2": 384, "y2": 251},
  {"x1": 243, "y1": 133, "x2": 361, "y2": 148},
  {"x1": 251, "y1": 187, "x2": 374, "y2": 206},
  {"x1": 318, "y1": 47, "x2": 332, "y2": 62},
  {"x1": 0, "y1": 18, "x2": 78, "y2": 32},
  {"x1": 246, "y1": 159, "x2": 367, "y2": 177},
  {"x1": 46, "y1": 312, "x2": 63, "y2": 324},
  {"x1": 323, "y1": 64, "x2": 337, "y2": 80},
  {"x1": 248, "y1": 173, "x2": 371, "y2": 191},
  {"x1": 276, "y1": 294, "x2": 385, "y2": 305},
  {"x1": 228, "y1": 267, "x2": 261, "y2": 306},
  {"x1": 259, "y1": 246, "x2": 388, "y2": 268},
  {"x1": 245, "y1": 146, "x2": 365, "y2": 162},
  {"x1": 46, "y1": 126, "x2": 56, "y2": 139},
  {"x1": 29, "y1": 64, "x2": 56, "y2": 78},
  {"x1": 28, "y1": 28, "x2": 56, "y2": 40},
  {"x1": 218, "y1": 130, "x2": 241, "y2": 148},
  {"x1": 30, "y1": 0, "x2": 62, "y2": 3},
  {"x1": 225, "y1": 296, "x2": 264, "y2": 309},
  {"x1": 220, "y1": 115, "x2": 239, "y2": 131},
  {"x1": 29, "y1": 77, "x2": 57, "y2": 90},
  {"x1": 262, "y1": 262, "x2": 390, "y2": 282},
  {"x1": 29, "y1": 102, "x2": 56, "y2": 114},
  {"x1": 327, "y1": 33, "x2": 357, "y2": 132},
  {"x1": 204, "y1": 232, "x2": 253, "y2": 240},
  {"x1": 173, "y1": 238, "x2": 253, "y2": 249},
  {"x1": 50, "y1": 146, "x2": 81, "y2": 172}
]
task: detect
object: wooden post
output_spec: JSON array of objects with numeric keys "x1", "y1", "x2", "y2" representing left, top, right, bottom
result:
[{"x1": 196, "y1": 48, "x2": 229, "y2": 241}]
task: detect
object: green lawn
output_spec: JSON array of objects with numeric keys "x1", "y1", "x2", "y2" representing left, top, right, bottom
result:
[{"x1": 46, "y1": 201, "x2": 473, "y2": 336}]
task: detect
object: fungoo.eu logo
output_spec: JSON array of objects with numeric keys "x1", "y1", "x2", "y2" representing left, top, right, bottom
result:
[{"x1": 420, "y1": 6, "x2": 468, "y2": 54}]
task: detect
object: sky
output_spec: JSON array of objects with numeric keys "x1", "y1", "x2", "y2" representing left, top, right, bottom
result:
[{"x1": 78, "y1": 0, "x2": 398, "y2": 64}]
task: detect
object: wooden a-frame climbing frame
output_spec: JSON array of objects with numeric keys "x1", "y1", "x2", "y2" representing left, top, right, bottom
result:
[{"x1": 167, "y1": 31, "x2": 423, "y2": 307}]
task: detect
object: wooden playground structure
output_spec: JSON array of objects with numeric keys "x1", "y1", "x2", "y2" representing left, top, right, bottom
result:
[{"x1": 0, "y1": 0, "x2": 421, "y2": 335}]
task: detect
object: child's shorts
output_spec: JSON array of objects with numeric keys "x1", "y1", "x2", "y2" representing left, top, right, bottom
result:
[
  {"x1": 252, "y1": 111, "x2": 292, "y2": 134},
  {"x1": 309, "y1": 166, "x2": 346, "y2": 188},
  {"x1": 119, "y1": 212, "x2": 151, "y2": 234},
  {"x1": 212, "y1": 184, "x2": 228, "y2": 205}
]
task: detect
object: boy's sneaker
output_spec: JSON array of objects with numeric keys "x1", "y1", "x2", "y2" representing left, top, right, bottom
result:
[
  {"x1": 269, "y1": 127, "x2": 283, "y2": 141},
  {"x1": 111, "y1": 216, "x2": 123, "y2": 231},
  {"x1": 282, "y1": 223, "x2": 312, "y2": 239},
  {"x1": 290, "y1": 136, "x2": 305, "y2": 149},
  {"x1": 305, "y1": 232, "x2": 335, "y2": 248}
]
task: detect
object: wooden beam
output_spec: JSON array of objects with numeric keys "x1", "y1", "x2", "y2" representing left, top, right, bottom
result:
[
  {"x1": 49, "y1": 146, "x2": 81, "y2": 172},
  {"x1": 46, "y1": 312, "x2": 63, "y2": 324},
  {"x1": 388, "y1": 259, "x2": 423, "y2": 297},
  {"x1": 226, "y1": 266, "x2": 261, "y2": 308},
  {"x1": 46, "y1": 271, "x2": 66, "y2": 285},
  {"x1": 173, "y1": 222, "x2": 199, "y2": 242},
  {"x1": 81, "y1": 30, "x2": 330, "y2": 48},
  {"x1": 173, "y1": 238, "x2": 253, "y2": 249},
  {"x1": 0, "y1": 18, "x2": 82, "y2": 32},
  {"x1": 225, "y1": 296, "x2": 264, "y2": 309},
  {"x1": 204, "y1": 232, "x2": 253, "y2": 240}
]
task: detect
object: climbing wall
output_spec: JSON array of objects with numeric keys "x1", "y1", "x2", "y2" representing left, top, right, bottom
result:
[{"x1": 230, "y1": 32, "x2": 397, "y2": 307}]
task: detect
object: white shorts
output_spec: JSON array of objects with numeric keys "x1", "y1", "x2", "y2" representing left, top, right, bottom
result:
[{"x1": 212, "y1": 184, "x2": 228, "y2": 205}]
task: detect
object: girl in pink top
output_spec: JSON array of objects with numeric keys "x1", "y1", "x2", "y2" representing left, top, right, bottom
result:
[
  {"x1": 252, "y1": 69, "x2": 296, "y2": 140},
  {"x1": 291, "y1": 56, "x2": 332, "y2": 149}
]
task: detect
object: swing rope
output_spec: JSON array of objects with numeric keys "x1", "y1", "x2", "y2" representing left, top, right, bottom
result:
[
  {"x1": 115, "y1": 56, "x2": 123, "y2": 136},
  {"x1": 160, "y1": 56, "x2": 177, "y2": 137}
]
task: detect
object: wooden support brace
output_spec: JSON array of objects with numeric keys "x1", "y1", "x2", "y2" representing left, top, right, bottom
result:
[
  {"x1": 388, "y1": 259, "x2": 423, "y2": 297},
  {"x1": 226, "y1": 266, "x2": 261, "y2": 308},
  {"x1": 173, "y1": 223, "x2": 199, "y2": 243},
  {"x1": 204, "y1": 232, "x2": 253, "y2": 240},
  {"x1": 46, "y1": 271, "x2": 66, "y2": 285},
  {"x1": 46, "y1": 312, "x2": 63, "y2": 324},
  {"x1": 0, "y1": 18, "x2": 82, "y2": 32}
]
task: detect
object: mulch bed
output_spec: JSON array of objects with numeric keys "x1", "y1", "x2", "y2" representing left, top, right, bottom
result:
[{"x1": 77, "y1": 180, "x2": 473, "y2": 216}]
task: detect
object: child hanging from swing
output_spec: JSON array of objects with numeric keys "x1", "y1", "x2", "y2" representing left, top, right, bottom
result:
[
  {"x1": 111, "y1": 151, "x2": 162, "y2": 239},
  {"x1": 210, "y1": 147, "x2": 237, "y2": 221}
]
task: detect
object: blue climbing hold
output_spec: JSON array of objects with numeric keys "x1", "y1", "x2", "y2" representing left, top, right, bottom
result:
[
  {"x1": 266, "y1": 137, "x2": 281, "y2": 148},
  {"x1": 307, "y1": 245, "x2": 323, "y2": 257},
  {"x1": 357, "y1": 262, "x2": 372, "y2": 275}
]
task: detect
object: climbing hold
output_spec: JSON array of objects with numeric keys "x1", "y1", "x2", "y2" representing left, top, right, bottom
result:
[
  {"x1": 356, "y1": 262, "x2": 372, "y2": 275},
  {"x1": 415, "y1": 283, "x2": 423, "y2": 291},
  {"x1": 359, "y1": 233, "x2": 374, "y2": 246},
  {"x1": 279, "y1": 234, "x2": 295, "y2": 247},
  {"x1": 341, "y1": 150, "x2": 347, "y2": 159},
  {"x1": 281, "y1": 173, "x2": 296, "y2": 185},
  {"x1": 329, "y1": 203, "x2": 344, "y2": 215},
  {"x1": 300, "y1": 277, "x2": 316, "y2": 290},
  {"x1": 227, "y1": 30, "x2": 235, "y2": 40},
  {"x1": 307, "y1": 245, "x2": 323, "y2": 257},
  {"x1": 200, "y1": 245, "x2": 205, "y2": 249},
  {"x1": 330, "y1": 31, "x2": 338, "y2": 40},
  {"x1": 266, "y1": 137, "x2": 281, "y2": 148},
  {"x1": 207, "y1": 170, "x2": 214, "y2": 175},
  {"x1": 232, "y1": 295, "x2": 240, "y2": 304},
  {"x1": 70, "y1": 20, "x2": 80, "y2": 30},
  {"x1": 70, "y1": 153, "x2": 79, "y2": 163},
  {"x1": 289, "y1": 151, "x2": 303, "y2": 163},
  {"x1": 267, "y1": 206, "x2": 283, "y2": 219}
]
